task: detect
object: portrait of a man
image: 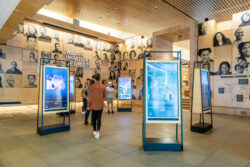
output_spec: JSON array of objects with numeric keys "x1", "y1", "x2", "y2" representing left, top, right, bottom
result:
[
  {"x1": 66, "y1": 34, "x2": 74, "y2": 44},
  {"x1": 39, "y1": 27, "x2": 51, "y2": 40},
  {"x1": 0, "y1": 48, "x2": 6, "y2": 59},
  {"x1": 198, "y1": 22, "x2": 208, "y2": 36},
  {"x1": 53, "y1": 54, "x2": 63, "y2": 66},
  {"x1": 29, "y1": 51, "x2": 38, "y2": 63},
  {"x1": 25, "y1": 25, "x2": 37, "y2": 37},
  {"x1": 53, "y1": 31, "x2": 61, "y2": 42},
  {"x1": 75, "y1": 67, "x2": 83, "y2": 78},
  {"x1": 26, "y1": 35, "x2": 37, "y2": 50},
  {"x1": 41, "y1": 51, "x2": 51, "y2": 64},
  {"x1": 24, "y1": 75, "x2": 37, "y2": 88},
  {"x1": 6, "y1": 61, "x2": 22, "y2": 74},
  {"x1": 15, "y1": 22, "x2": 24, "y2": 34},
  {"x1": 6, "y1": 75, "x2": 15, "y2": 88},
  {"x1": 52, "y1": 43, "x2": 62, "y2": 54},
  {"x1": 75, "y1": 36, "x2": 84, "y2": 47},
  {"x1": 198, "y1": 48, "x2": 213, "y2": 65}
]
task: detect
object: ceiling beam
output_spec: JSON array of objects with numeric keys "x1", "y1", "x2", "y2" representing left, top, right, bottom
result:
[
  {"x1": 27, "y1": 14, "x2": 125, "y2": 44},
  {"x1": 0, "y1": 0, "x2": 52, "y2": 43}
]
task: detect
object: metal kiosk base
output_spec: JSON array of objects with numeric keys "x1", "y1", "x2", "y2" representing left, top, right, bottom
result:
[
  {"x1": 191, "y1": 123, "x2": 212, "y2": 133},
  {"x1": 144, "y1": 138, "x2": 183, "y2": 151},
  {"x1": 37, "y1": 124, "x2": 70, "y2": 136},
  {"x1": 117, "y1": 108, "x2": 132, "y2": 112}
]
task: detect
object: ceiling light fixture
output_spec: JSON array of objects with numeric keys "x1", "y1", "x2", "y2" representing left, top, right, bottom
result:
[
  {"x1": 115, "y1": 7, "x2": 119, "y2": 11},
  {"x1": 154, "y1": 6, "x2": 158, "y2": 9}
]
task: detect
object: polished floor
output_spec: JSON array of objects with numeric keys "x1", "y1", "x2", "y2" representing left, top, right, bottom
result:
[{"x1": 0, "y1": 105, "x2": 250, "y2": 167}]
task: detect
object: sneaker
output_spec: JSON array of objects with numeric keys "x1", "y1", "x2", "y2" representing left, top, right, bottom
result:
[
  {"x1": 84, "y1": 121, "x2": 88, "y2": 125},
  {"x1": 112, "y1": 111, "x2": 114, "y2": 114},
  {"x1": 93, "y1": 131, "x2": 97, "y2": 136},
  {"x1": 95, "y1": 131, "x2": 100, "y2": 139},
  {"x1": 82, "y1": 111, "x2": 86, "y2": 114}
]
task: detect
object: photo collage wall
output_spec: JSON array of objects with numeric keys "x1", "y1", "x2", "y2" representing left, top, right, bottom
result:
[
  {"x1": 198, "y1": 10, "x2": 250, "y2": 108},
  {"x1": 0, "y1": 20, "x2": 152, "y2": 103}
]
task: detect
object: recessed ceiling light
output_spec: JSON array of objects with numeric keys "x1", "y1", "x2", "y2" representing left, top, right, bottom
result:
[
  {"x1": 154, "y1": 6, "x2": 158, "y2": 9},
  {"x1": 115, "y1": 7, "x2": 119, "y2": 11}
]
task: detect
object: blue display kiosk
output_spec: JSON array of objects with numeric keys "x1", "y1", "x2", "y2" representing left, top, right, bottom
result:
[
  {"x1": 117, "y1": 77, "x2": 132, "y2": 112},
  {"x1": 143, "y1": 51, "x2": 183, "y2": 151}
]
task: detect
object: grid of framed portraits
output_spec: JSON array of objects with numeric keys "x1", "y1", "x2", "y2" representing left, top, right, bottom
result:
[{"x1": 198, "y1": 10, "x2": 250, "y2": 108}]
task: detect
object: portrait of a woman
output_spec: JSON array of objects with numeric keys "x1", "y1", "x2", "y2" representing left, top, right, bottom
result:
[{"x1": 213, "y1": 32, "x2": 232, "y2": 47}]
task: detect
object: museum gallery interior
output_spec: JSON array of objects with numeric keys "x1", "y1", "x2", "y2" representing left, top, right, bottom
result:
[{"x1": 0, "y1": 0, "x2": 250, "y2": 166}]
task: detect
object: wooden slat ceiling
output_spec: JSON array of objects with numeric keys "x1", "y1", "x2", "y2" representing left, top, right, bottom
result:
[{"x1": 43, "y1": 0, "x2": 250, "y2": 36}]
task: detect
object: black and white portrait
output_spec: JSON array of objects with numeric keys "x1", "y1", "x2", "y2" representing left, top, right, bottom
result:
[
  {"x1": 0, "y1": 48, "x2": 6, "y2": 59},
  {"x1": 94, "y1": 40, "x2": 99, "y2": 51},
  {"x1": 130, "y1": 39, "x2": 136, "y2": 49},
  {"x1": 129, "y1": 50, "x2": 137, "y2": 59},
  {"x1": 102, "y1": 42, "x2": 108, "y2": 52},
  {"x1": 138, "y1": 39, "x2": 145, "y2": 49},
  {"x1": 0, "y1": 75, "x2": 3, "y2": 88},
  {"x1": 115, "y1": 45, "x2": 120, "y2": 54},
  {"x1": 24, "y1": 75, "x2": 37, "y2": 88},
  {"x1": 52, "y1": 43, "x2": 62, "y2": 54},
  {"x1": 26, "y1": 35, "x2": 37, "y2": 50},
  {"x1": 198, "y1": 48, "x2": 213, "y2": 68},
  {"x1": 75, "y1": 77, "x2": 82, "y2": 88},
  {"x1": 15, "y1": 22, "x2": 24, "y2": 34},
  {"x1": 25, "y1": 25, "x2": 37, "y2": 37},
  {"x1": 211, "y1": 61, "x2": 232, "y2": 75},
  {"x1": 39, "y1": 27, "x2": 51, "y2": 40},
  {"x1": 5, "y1": 75, "x2": 15, "y2": 88},
  {"x1": 213, "y1": 32, "x2": 232, "y2": 47},
  {"x1": 103, "y1": 53, "x2": 109, "y2": 62},
  {"x1": 85, "y1": 39, "x2": 93, "y2": 50},
  {"x1": 239, "y1": 12, "x2": 250, "y2": 27},
  {"x1": 233, "y1": 28, "x2": 244, "y2": 44},
  {"x1": 75, "y1": 67, "x2": 83, "y2": 78},
  {"x1": 95, "y1": 59, "x2": 101, "y2": 70},
  {"x1": 108, "y1": 61, "x2": 117, "y2": 80},
  {"x1": 41, "y1": 51, "x2": 51, "y2": 64},
  {"x1": 198, "y1": 22, "x2": 208, "y2": 36},
  {"x1": 94, "y1": 51, "x2": 101, "y2": 60},
  {"x1": 0, "y1": 63, "x2": 4, "y2": 73},
  {"x1": 138, "y1": 48, "x2": 144, "y2": 59},
  {"x1": 121, "y1": 60, "x2": 128, "y2": 71},
  {"x1": 234, "y1": 41, "x2": 250, "y2": 74},
  {"x1": 53, "y1": 31, "x2": 61, "y2": 42},
  {"x1": 53, "y1": 54, "x2": 63, "y2": 66},
  {"x1": 66, "y1": 34, "x2": 74, "y2": 44},
  {"x1": 110, "y1": 53, "x2": 116, "y2": 62},
  {"x1": 28, "y1": 51, "x2": 38, "y2": 63},
  {"x1": 6, "y1": 61, "x2": 22, "y2": 74},
  {"x1": 123, "y1": 51, "x2": 129, "y2": 61},
  {"x1": 145, "y1": 37, "x2": 152, "y2": 57},
  {"x1": 75, "y1": 36, "x2": 84, "y2": 47},
  {"x1": 129, "y1": 69, "x2": 136, "y2": 82}
]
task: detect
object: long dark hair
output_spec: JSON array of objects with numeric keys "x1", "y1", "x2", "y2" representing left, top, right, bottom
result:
[
  {"x1": 238, "y1": 41, "x2": 250, "y2": 59},
  {"x1": 129, "y1": 50, "x2": 136, "y2": 59},
  {"x1": 213, "y1": 32, "x2": 227, "y2": 46},
  {"x1": 109, "y1": 71, "x2": 116, "y2": 80},
  {"x1": 219, "y1": 61, "x2": 230, "y2": 74}
]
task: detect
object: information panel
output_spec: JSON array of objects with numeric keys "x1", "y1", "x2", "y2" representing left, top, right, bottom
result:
[
  {"x1": 69, "y1": 76, "x2": 75, "y2": 101},
  {"x1": 146, "y1": 60, "x2": 180, "y2": 123},
  {"x1": 201, "y1": 70, "x2": 210, "y2": 110},
  {"x1": 118, "y1": 77, "x2": 132, "y2": 100},
  {"x1": 43, "y1": 66, "x2": 69, "y2": 113}
]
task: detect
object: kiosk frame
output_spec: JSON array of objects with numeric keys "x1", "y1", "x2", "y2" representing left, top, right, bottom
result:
[
  {"x1": 143, "y1": 51, "x2": 183, "y2": 151},
  {"x1": 117, "y1": 77, "x2": 132, "y2": 112},
  {"x1": 37, "y1": 58, "x2": 71, "y2": 136},
  {"x1": 69, "y1": 74, "x2": 76, "y2": 114},
  {"x1": 190, "y1": 62, "x2": 213, "y2": 133}
]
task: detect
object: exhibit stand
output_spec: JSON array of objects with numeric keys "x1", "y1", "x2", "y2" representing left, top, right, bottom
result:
[
  {"x1": 143, "y1": 51, "x2": 183, "y2": 151},
  {"x1": 117, "y1": 77, "x2": 132, "y2": 112},
  {"x1": 191, "y1": 62, "x2": 213, "y2": 133},
  {"x1": 37, "y1": 58, "x2": 71, "y2": 136},
  {"x1": 69, "y1": 75, "x2": 76, "y2": 114}
]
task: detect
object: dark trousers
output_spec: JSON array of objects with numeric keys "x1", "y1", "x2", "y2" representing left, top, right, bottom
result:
[
  {"x1": 92, "y1": 109, "x2": 103, "y2": 131},
  {"x1": 82, "y1": 98, "x2": 87, "y2": 111},
  {"x1": 85, "y1": 109, "x2": 92, "y2": 123}
]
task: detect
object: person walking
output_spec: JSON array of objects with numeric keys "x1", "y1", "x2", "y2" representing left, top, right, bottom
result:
[
  {"x1": 81, "y1": 79, "x2": 90, "y2": 114},
  {"x1": 106, "y1": 81, "x2": 114, "y2": 114},
  {"x1": 88, "y1": 74, "x2": 107, "y2": 139},
  {"x1": 83, "y1": 79, "x2": 95, "y2": 125}
]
